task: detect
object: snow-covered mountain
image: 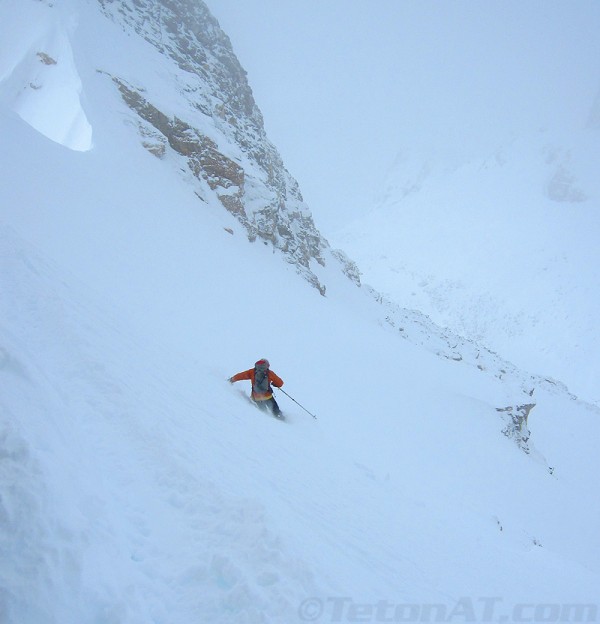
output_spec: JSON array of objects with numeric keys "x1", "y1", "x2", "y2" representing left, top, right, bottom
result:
[
  {"x1": 336, "y1": 119, "x2": 600, "y2": 406},
  {"x1": 1, "y1": 1, "x2": 599, "y2": 622},
  {"x1": 0, "y1": 0, "x2": 359, "y2": 294}
]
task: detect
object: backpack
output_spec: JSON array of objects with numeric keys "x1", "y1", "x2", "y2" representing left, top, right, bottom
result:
[{"x1": 253, "y1": 362, "x2": 270, "y2": 395}]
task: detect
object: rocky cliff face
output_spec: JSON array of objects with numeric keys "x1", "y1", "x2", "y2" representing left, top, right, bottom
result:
[
  {"x1": 91, "y1": 1, "x2": 588, "y2": 450},
  {"x1": 97, "y1": 0, "x2": 359, "y2": 293}
]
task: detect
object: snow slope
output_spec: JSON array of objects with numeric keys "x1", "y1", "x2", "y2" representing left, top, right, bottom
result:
[
  {"x1": 1, "y1": 2, "x2": 600, "y2": 623},
  {"x1": 336, "y1": 126, "x2": 600, "y2": 407}
]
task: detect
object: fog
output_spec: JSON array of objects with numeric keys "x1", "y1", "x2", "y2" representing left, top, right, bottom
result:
[{"x1": 209, "y1": 0, "x2": 600, "y2": 231}]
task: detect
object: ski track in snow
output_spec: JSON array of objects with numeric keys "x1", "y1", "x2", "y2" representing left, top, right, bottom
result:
[
  {"x1": 1, "y1": 1, "x2": 600, "y2": 622},
  {"x1": 0, "y1": 230, "x2": 321, "y2": 622},
  {"x1": 2, "y1": 213, "x2": 600, "y2": 621}
]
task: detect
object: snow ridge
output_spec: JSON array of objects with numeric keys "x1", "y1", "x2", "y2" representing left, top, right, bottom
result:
[{"x1": 2, "y1": 2, "x2": 600, "y2": 622}]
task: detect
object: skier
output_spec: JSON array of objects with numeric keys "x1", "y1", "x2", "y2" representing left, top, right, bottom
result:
[{"x1": 229, "y1": 358, "x2": 284, "y2": 417}]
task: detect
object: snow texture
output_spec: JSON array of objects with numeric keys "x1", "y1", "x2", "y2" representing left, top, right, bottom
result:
[{"x1": 1, "y1": 1, "x2": 599, "y2": 623}]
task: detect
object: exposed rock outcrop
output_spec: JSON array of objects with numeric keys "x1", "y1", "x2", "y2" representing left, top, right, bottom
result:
[
  {"x1": 496, "y1": 403, "x2": 535, "y2": 453},
  {"x1": 98, "y1": 0, "x2": 357, "y2": 294}
]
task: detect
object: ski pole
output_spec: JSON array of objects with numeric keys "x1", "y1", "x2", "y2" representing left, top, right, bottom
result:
[{"x1": 275, "y1": 387, "x2": 317, "y2": 419}]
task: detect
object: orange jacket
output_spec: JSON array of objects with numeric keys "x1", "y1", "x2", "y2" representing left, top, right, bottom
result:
[{"x1": 230, "y1": 368, "x2": 284, "y2": 401}]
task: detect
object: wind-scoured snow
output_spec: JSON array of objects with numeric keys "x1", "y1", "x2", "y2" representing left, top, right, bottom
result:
[
  {"x1": 0, "y1": 0, "x2": 92, "y2": 151},
  {"x1": 1, "y1": 2, "x2": 599, "y2": 623}
]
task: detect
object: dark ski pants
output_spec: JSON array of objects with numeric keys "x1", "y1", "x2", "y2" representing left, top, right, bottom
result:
[{"x1": 253, "y1": 397, "x2": 282, "y2": 417}]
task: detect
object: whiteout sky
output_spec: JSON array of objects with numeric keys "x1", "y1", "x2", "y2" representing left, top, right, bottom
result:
[
  {"x1": 2, "y1": 3, "x2": 600, "y2": 619},
  {"x1": 209, "y1": 0, "x2": 600, "y2": 232}
]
